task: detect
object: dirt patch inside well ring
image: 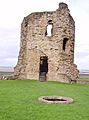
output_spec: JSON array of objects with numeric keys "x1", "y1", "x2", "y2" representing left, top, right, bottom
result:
[{"x1": 38, "y1": 96, "x2": 73, "y2": 104}]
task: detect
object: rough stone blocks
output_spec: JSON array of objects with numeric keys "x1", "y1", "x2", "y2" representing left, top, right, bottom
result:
[{"x1": 14, "y1": 2, "x2": 79, "y2": 83}]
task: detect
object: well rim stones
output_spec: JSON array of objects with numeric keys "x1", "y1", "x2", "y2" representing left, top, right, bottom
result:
[{"x1": 38, "y1": 96, "x2": 73, "y2": 104}]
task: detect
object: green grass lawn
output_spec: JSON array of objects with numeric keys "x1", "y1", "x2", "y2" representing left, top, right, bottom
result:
[{"x1": 0, "y1": 80, "x2": 89, "y2": 120}]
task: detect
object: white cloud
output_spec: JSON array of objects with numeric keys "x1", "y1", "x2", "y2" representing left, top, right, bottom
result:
[
  {"x1": 69, "y1": 0, "x2": 89, "y2": 70},
  {"x1": 0, "y1": 58, "x2": 17, "y2": 67},
  {"x1": 75, "y1": 54, "x2": 89, "y2": 70}
]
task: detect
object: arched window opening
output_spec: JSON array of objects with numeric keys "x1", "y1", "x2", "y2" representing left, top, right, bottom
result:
[
  {"x1": 46, "y1": 24, "x2": 53, "y2": 37},
  {"x1": 45, "y1": 20, "x2": 53, "y2": 37},
  {"x1": 63, "y1": 38, "x2": 68, "y2": 51}
]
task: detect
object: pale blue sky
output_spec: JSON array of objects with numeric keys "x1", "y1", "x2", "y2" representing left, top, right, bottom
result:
[{"x1": 0, "y1": 0, "x2": 89, "y2": 70}]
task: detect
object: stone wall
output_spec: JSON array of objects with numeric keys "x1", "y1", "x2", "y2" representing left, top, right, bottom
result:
[{"x1": 14, "y1": 2, "x2": 79, "y2": 83}]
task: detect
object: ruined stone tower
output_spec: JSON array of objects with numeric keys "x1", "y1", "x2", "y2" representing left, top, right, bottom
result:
[{"x1": 14, "y1": 3, "x2": 79, "y2": 82}]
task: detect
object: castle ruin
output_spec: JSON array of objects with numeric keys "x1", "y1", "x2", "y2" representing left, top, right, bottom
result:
[{"x1": 14, "y1": 3, "x2": 79, "y2": 83}]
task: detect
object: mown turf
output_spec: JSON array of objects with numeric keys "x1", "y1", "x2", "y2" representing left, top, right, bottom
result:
[{"x1": 0, "y1": 80, "x2": 89, "y2": 120}]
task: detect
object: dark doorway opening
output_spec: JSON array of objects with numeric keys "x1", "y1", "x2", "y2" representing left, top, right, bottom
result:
[{"x1": 39, "y1": 56, "x2": 48, "y2": 81}]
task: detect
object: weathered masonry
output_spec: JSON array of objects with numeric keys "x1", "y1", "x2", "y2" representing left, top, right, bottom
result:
[{"x1": 14, "y1": 3, "x2": 79, "y2": 83}]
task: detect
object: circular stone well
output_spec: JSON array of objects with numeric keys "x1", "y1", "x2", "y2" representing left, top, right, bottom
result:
[{"x1": 38, "y1": 96, "x2": 73, "y2": 104}]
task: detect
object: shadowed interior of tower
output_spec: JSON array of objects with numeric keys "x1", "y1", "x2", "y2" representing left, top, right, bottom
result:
[{"x1": 39, "y1": 56, "x2": 48, "y2": 81}]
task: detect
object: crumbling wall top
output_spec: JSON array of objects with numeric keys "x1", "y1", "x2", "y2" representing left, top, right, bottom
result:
[
  {"x1": 59, "y1": 2, "x2": 68, "y2": 9},
  {"x1": 57, "y1": 2, "x2": 69, "y2": 12}
]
